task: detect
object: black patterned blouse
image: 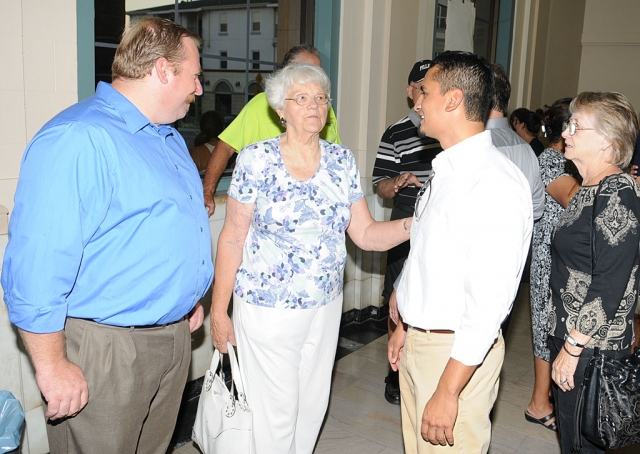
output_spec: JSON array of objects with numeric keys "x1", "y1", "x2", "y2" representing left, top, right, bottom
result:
[{"x1": 548, "y1": 173, "x2": 640, "y2": 351}]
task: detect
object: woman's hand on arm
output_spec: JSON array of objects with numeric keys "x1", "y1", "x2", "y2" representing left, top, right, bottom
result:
[
  {"x1": 210, "y1": 197, "x2": 254, "y2": 353},
  {"x1": 347, "y1": 198, "x2": 410, "y2": 251},
  {"x1": 546, "y1": 175, "x2": 580, "y2": 208}
]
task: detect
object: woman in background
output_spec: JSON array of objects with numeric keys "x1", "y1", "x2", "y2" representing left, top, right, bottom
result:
[
  {"x1": 548, "y1": 92, "x2": 640, "y2": 453},
  {"x1": 511, "y1": 107, "x2": 545, "y2": 156},
  {"x1": 526, "y1": 97, "x2": 579, "y2": 431},
  {"x1": 190, "y1": 110, "x2": 225, "y2": 173}
]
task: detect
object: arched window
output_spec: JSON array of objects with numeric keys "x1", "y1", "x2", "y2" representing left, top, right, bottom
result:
[
  {"x1": 214, "y1": 81, "x2": 233, "y2": 116},
  {"x1": 247, "y1": 81, "x2": 264, "y2": 97}
]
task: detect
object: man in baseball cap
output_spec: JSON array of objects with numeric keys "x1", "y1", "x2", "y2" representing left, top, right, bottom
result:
[
  {"x1": 372, "y1": 60, "x2": 443, "y2": 404},
  {"x1": 407, "y1": 59, "x2": 433, "y2": 85}
]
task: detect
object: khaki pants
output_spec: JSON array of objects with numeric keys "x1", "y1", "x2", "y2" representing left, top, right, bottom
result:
[
  {"x1": 46, "y1": 317, "x2": 191, "y2": 454},
  {"x1": 399, "y1": 328, "x2": 504, "y2": 454}
]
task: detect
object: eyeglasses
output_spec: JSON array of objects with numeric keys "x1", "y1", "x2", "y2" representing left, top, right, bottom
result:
[
  {"x1": 414, "y1": 173, "x2": 435, "y2": 222},
  {"x1": 284, "y1": 93, "x2": 330, "y2": 106},
  {"x1": 562, "y1": 120, "x2": 594, "y2": 136}
]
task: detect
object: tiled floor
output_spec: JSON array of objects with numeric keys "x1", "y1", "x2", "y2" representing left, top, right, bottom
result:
[{"x1": 173, "y1": 284, "x2": 639, "y2": 453}]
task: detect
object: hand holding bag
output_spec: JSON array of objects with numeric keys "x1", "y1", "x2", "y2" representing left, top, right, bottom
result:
[
  {"x1": 192, "y1": 342, "x2": 255, "y2": 454},
  {"x1": 573, "y1": 346, "x2": 640, "y2": 450}
]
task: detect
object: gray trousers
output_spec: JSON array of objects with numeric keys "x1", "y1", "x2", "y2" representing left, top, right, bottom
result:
[{"x1": 46, "y1": 317, "x2": 191, "y2": 454}]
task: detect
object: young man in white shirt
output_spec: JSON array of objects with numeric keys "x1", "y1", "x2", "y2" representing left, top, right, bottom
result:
[{"x1": 388, "y1": 51, "x2": 533, "y2": 453}]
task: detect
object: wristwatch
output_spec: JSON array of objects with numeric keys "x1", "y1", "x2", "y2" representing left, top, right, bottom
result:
[{"x1": 566, "y1": 335, "x2": 586, "y2": 348}]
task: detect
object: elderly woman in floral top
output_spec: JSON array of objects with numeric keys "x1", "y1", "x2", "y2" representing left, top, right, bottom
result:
[
  {"x1": 548, "y1": 92, "x2": 640, "y2": 453},
  {"x1": 210, "y1": 63, "x2": 412, "y2": 454}
]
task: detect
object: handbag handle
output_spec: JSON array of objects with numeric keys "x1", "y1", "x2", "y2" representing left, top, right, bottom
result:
[
  {"x1": 208, "y1": 342, "x2": 248, "y2": 406},
  {"x1": 224, "y1": 342, "x2": 247, "y2": 399}
]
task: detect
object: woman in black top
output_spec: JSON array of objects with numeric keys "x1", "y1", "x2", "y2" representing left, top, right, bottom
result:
[{"x1": 548, "y1": 92, "x2": 640, "y2": 453}]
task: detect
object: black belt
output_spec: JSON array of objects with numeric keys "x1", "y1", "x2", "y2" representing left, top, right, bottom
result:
[
  {"x1": 70, "y1": 316, "x2": 187, "y2": 330},
  {"x1": 131, "y1": 315, "x2": 187, "y2": 329}
]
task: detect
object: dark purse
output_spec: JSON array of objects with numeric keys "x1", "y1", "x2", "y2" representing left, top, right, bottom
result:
[{"x1": 572, "y1": 346, "x2": 640, "y2": 450}]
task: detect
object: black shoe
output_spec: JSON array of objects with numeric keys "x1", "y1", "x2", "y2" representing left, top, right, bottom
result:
[{"x1": 384, "y1": 370, "x2": 400, "y2": 405}]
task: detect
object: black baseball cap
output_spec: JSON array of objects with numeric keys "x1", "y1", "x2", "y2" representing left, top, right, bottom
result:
[{"x1": 408, "y1": 60, "x2": 433, "y2": 85}]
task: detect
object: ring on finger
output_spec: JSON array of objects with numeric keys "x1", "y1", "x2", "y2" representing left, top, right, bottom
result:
[{"x1": 559, "y1": 379, "x2": 567, "y2": 385}]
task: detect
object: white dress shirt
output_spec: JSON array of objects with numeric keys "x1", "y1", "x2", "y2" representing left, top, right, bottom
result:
[
  {"x1": 486, "y1": 117, "x2": 545, "y2": 220},
  {"x1": 396, "y1": 130, "x2": 533, "y2": 366}
]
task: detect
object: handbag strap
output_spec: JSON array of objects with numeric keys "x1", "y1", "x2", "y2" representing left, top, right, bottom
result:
[
  {"x1": 209, "y1": 347, "x2": 225, "y2": 376},
  {"x1": 225, "y1": 341, "x2": 247, "y2": 399},
  {"x1": 573, "y1": 376, "x2": 586, "y2": 451},
  {"x1": 208, "y1": 343, "x2": 249, "y2": 407}
]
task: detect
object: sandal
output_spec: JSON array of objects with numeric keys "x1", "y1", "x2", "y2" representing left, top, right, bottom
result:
[{"x1": 524, "y1": 410, "x2": 557, "y2": 432}]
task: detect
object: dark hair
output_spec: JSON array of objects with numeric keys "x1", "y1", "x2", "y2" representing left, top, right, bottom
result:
[
  {"x1": 194, "y1": 111, "x2": 225, "y2": 146},
  {"x1": 281, "y1": 44, "x2": 319, "y2": 67},
  {"x1": 490, "y1": 63, "x2": 510, "y2": 114},
  {"x1": 431, "y1": 51, "x2": 494, "y2": 123},
  {"x1": 541, "y1": 98, "x2": 572, "y2": 143},
  {"x1": 509, "y1": 108, "x2": 542, "y2": 135},
  {"x1": 112, "y1": 17, "x2": 201, "y2": 80}
]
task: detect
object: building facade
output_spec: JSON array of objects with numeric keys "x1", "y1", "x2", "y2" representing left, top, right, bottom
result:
[{"x1": 129, "y1": 0, "x2": 279, "y2": 118}]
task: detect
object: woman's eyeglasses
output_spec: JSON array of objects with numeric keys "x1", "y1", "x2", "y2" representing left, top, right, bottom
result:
[
  {"x1": 562, "y1": 120, "x2": 594, "y2": 136},
  {"x1": 285, "y1": 94, "x2": 330, "y2": 106},
  {"x1": 414, "y1": 173, "x2": 435, "y2": 222}
]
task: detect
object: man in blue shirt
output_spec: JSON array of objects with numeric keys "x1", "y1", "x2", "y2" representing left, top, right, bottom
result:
[{"x1": 1, "y1": 18, "x2": 213, "y2": 453}]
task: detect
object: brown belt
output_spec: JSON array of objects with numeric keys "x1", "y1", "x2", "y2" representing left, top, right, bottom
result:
[{"x1": 411, "y1": 327, "x2": 454, "y2": 334}]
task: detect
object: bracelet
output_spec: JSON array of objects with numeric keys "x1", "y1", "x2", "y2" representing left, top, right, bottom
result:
[
  {"x1": 563, "y1": 344, "x2": 581, "y2": 358},
  {"x1": 403, "y1": 218, "x2": 408, "y2": 231},
  {"x1": 566, "y1": 335, "x2": 586, "y2": 348}
]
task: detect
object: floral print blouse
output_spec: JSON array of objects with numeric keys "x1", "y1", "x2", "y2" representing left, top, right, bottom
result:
[
  {"x1": 548, "y1": 173, "x2": 640, "y2": 351},
  {"x1": 228, "y1": 136, "x2": 364, "y2": 309}
]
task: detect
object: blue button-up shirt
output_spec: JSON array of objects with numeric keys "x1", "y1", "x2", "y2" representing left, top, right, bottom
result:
[{"x1": 2, "y1": 82, "x2": 213, "y2": 333}]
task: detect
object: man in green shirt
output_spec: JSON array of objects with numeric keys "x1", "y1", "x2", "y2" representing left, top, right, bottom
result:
[{"x1": 203, "y1": 44, "x2": 341, "y2": 215}]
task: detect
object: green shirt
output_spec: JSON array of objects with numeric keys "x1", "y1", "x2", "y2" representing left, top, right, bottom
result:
[{"x1": 218, "y1": 92, "x2": 341, "y2": 152}]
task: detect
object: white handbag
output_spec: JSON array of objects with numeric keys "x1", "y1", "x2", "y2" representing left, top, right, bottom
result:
[{"x1": 192, "y1": 342, "x2": 255, "y2": 453}]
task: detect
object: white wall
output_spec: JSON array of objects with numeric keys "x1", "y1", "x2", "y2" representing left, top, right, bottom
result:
[
  {"x1": 578, "y1": 0, "x2": 640, "y2": 108},
  {"x1": 511, "y1": 0, "x2": 640, "y2": 111},
  {"x1": 0, "y1": 0, "x2": 78, "y2": 214}
]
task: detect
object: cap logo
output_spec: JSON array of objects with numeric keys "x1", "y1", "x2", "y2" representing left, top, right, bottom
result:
[{"x1": 420, "y1": 64, "x2": 430, "y2": 71}]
